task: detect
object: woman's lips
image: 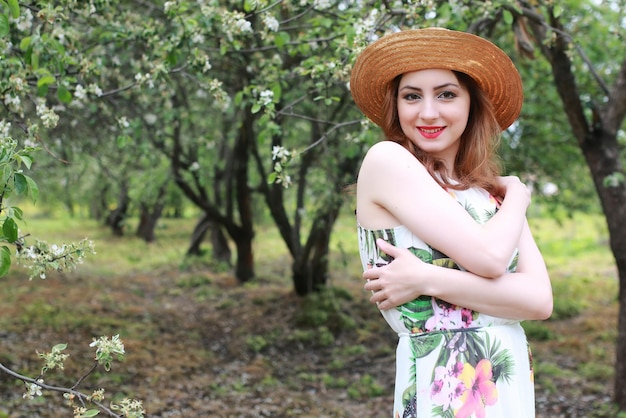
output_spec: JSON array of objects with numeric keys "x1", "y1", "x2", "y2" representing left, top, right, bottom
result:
[{"x1": 418, "y1": 126, "x2": 445, "y2": 139}]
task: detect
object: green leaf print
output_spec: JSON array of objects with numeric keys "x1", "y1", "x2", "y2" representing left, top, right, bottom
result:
[
  {"x1": 432, "y1": 405, "x2": 456, "y2": 418},
  {"x1": 409, "y1": 247, "x2": 432, "y2": 263},
  {"x1": 371, "y1": 229, "x2": 397, "y2": 263},
  {"x1": 410, "y1": 332, "x2": 443, "y2": 359},
  {"x1": 464, "y1": 201, "x2": 480, "y2": 222},
  {"x1": 432, "y1": 258, "x2": 459, "y2": 269},
  {"x1": 401, "y1": 387, "x2": 416, "y2": 412},
  {"x1": 398, "y1": 296, "x2": 434, "y2": 333}
]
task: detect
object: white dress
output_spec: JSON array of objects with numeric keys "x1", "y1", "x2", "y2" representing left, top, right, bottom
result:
[{"x1": 358, "y1": 186, "x2": 535, "y2": 418}]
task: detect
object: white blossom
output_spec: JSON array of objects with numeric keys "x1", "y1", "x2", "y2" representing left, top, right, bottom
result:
[
  {"x1": 74, "y1": 84, "x2": 87, "y2": 101},
  {"x1": 23, "y1": 379, "x2": 43, "y2": 400},
  {"x1": 118, "y1": 116, "x2": 130, "y2": 128},
  {"x1": 89, "y1": 83, "x2": 103, "y2": 97},
  {"x1": 191, "y1": 33, "x2": 205, "y2": 44},
  {"x1": 272, "y1": 145, "x2": 290, "y2": 161},
  {"x1": 259, "y1": 89, "x2": 274, "y2": 107},
  {"x1": 203, "y1": 57, "x2": 212, "y2": 72},
  {"x1": 0, "y1": 120, "x2": 10, "y2": 138},
  {"x1": 235, "y1": 19, "x2": 252, "y2": 33},
  {"x1": 4, "y1": 94, "x2": 21, "y2": 108},
  {"x1": 13, "y1": 8, "x2": 33, "y2": 32},
  {"x1": 164, "y1": 1, "x2": 176, "y2": 13},
  {"x1": 143, "y1": 113, "x2": 157, "y2": 125},
  {"x1": 263, "y1": 15, "x2": 280, "y2": 32},
  {"x1": 313, "y1": 0, "x2": 332, "y2": 9},
  {"x1": 35, "y1": 99, "x2": 59, "y2": 129}
]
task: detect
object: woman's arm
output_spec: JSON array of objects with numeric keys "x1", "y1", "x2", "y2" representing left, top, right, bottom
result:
[
  {"x1": 357, "y1": 141, "x2": 530, "y2": 278},
  {"x1": 362, "y1": 219, "x2": 553, "y2": 320}
]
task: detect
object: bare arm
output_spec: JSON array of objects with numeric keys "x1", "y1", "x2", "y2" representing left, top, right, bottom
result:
[
  {"x1": 357, "y1": 141, "x2": 530, "y2": 278},
  {"x1": 362, "y1": 219, "x2": 553, "y2": 320}
]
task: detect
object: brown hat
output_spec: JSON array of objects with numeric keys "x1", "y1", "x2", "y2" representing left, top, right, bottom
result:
[{"x1": 350, "y1": 27, "x2": 523, "y2": 131}]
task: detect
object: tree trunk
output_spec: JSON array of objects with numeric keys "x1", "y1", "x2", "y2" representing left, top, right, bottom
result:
[
  {"x1": 135, "y1": 202, "x2": 164, "y2": 243},
  {"x1": 518, "y1": 5, "x2": 626, "y2": 407},
  {"x1": 136, "y1": 182, "x2": 168, "y2": 242},
  {"x1": 292, "y1": 203, "x2": 342, "y2": 296},
  {"x1": 230, "y1": 108, "x2": 255, "y2": 283},
  {"x1": 580, "y1": 130, "x2": 626, "y2": 408},
  {"x1": 186, "y1": 212, "x2": 232, "y2": 265},
  {"x1": 106, "y1": 182, "x2": 129, "y2": 237},
  {"x1": 90, "y1": 182, "x2": 109, "y2": 221}
]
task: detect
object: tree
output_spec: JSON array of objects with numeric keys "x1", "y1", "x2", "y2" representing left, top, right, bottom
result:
[{"x1": 508, "y1": 0, "x2": 626, "y2": 408}]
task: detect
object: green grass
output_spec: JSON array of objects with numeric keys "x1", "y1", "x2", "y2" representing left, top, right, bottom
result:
[{"x1": 2, "y1": 205, "x2": 622, "y2": 416}]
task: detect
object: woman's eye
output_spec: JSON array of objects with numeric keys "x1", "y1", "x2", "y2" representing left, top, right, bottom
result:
[
  {"x1": 439, "y1": 91, "x2": 457, "y2": 99},
  {"x1": 403, "y1": 93, "x2": 421, "y2": 101}
]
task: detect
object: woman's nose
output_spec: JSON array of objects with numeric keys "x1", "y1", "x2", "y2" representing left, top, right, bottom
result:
[{"x1": 419, "y1": 98, "x2": 439, "y2": 120}]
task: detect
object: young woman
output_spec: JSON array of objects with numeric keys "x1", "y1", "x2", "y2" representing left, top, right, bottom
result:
[{"x1": 351, "y1": 28, "x2": 552, "y2": 417}]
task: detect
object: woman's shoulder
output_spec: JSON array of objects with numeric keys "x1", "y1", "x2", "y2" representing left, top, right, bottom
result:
[
  {"x1": 362, "y1": 141, "x2": 422, "y2": 168},
  {"x1": 365, "y1": 140, "x2": 410, "y2": 155}
]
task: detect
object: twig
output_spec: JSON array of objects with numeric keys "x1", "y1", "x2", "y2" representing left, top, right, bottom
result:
[{"x1": 0, "y1": 362, "x2": 122, "y2": 418}]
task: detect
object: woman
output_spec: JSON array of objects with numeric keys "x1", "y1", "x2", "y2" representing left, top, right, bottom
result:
[{"x1": 351, "y1": 28, "x2": 552, "y2": 417}]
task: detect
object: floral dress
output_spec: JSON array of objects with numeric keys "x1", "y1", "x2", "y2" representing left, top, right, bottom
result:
[{"x1": 358, "y1": 187, "x2": 535, "y2": 418}]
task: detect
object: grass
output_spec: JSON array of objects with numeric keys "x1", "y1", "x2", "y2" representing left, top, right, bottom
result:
[{"x1": 0, "y1": 206, "x2": 621, "y2": 416}]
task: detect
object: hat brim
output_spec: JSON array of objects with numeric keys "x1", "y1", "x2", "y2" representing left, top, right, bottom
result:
[{"x1": 350, "y1": 28, "x2": 523, "y2": 131}]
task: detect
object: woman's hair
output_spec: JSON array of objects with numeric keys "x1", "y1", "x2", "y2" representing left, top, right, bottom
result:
[{"x1": 380, "y1": 71, "x2": 504, "y2": 197}]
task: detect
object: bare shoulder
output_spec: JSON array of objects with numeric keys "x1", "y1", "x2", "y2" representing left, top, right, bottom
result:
[
  {"x1": 362, "y1": 140, "x2": 413, "y2": 162},
  {"x1": 360, "y1": 141, "x2": 427, "y2": 176}
]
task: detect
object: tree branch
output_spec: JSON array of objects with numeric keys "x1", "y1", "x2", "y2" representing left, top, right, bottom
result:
[{"x1": 0, "y1": 362, "x2": 122, "y2": 418}]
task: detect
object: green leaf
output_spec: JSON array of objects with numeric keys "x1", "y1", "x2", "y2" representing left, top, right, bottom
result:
[
  {"x1": 19, "y1": 36, "x2": 31, "y2": 51},
  {"x1": 0, "y1": 14, "x2": 8, "y2": 38},
  {"x1": 2, "y1": 218, "x2": 18, "y2": 243},
  {"x1": 0, "y1": 246, "x2": 11, "y2": 277},
  {"x1": 503, "y1": 10, "x2": 514, "y2": 25},
  {"x1": 37, "y1": 75, "x2": 56, "y2": 88},
  {"x1": 31, "y1": 52, "x2": 39, "y2": 70},
  {"x1": 14, "y1": 172, "x2": 27, "y2": 194},
  {"x1": 81, "y1": 410, "x2": 100, "y2": 418},
  {"x1": 8, "y1": 0, "x2": 19, "y2": 19},
  {"x1": 251, "y1": 103, "x2": 261, "y2": 114},
  {"x1": 267, "y1": 172, "x2": 277, "y2": 184},
  {"x1": 52, "y1": 343, "x2": 68, "y2": 351},
  {"x1": 274, "y1": 31, "x2": 290, "y2": 48},
  {"x1": 11, "y1": 206, "x2": 23, "y2": 221},
  {"x1": 270, "y1": 82, "x2": 282, "y2": 102},
  {"x1": 25, "y1": 175, "x2": 39, "y2": 202},
  {"x1": 16, "y1": 154, "x2": 34, "y2": 169},
  {"x1": 57, "y1": 85, "x2": 72, "y2": 103},
  {"x1": 243, "y1": 0, "x2": 255, "y2": 12}
]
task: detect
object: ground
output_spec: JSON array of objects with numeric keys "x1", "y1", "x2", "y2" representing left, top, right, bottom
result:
[{"x1": 0, "y1": 263, "x2": 619, "y2": 418}]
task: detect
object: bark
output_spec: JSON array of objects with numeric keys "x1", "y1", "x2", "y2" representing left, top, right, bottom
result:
[
  {"x1": 187, "y1": 212, "x2": 232, "y2": 265},
  {"x1": 105, "y1": 181, "x2": 129, "y2": 237},
  {"x1": 135, "y1": 182, "x2": 168, "y2": 243},
  {"x1": 292, "y1": 207, "x2": 341, "y2": 296},
  {"x1": 135, "y1": 202, "x2": 164, "y2": 243}
]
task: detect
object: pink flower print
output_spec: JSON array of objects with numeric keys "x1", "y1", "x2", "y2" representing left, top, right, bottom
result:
[
  {"x1": 426, "y1": 300, "x2": 474, "y2": 331},
  {"x1": 455, "y1": 359, "x2": 498, "y2": 418},
  {"x1": 460, "y1": 308, "x2": 473, "y2": 326},
  {"x1": 431, "y1": 359, "x2": 466, "y2": 412}
]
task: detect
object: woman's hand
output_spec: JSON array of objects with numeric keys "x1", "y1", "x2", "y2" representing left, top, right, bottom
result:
[
  {"x1": 497, "y1": 176, "x2": 531, "y2": 209},
  {"x1": 362, "y1": 239, "x2": 433, "y2": 311}
]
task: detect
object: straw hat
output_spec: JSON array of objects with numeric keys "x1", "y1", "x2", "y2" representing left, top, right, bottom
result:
[{"x1": 350, "y1": 27, "x2": 523, "y2": 131}]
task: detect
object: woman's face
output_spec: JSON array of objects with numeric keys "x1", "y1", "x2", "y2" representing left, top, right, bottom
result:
[{"x1": 397, "y1": 69, "x2": 471, "y2": 169}]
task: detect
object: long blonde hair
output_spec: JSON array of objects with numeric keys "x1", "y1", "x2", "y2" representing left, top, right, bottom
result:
[{"x1": 380, "y1": 71, "x2": 504, "y2": 197}]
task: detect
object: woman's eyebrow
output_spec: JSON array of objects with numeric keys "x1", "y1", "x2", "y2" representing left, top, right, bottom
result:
[{"x1": 399, "y1": 82, "x2": 460, "y2": 92}]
